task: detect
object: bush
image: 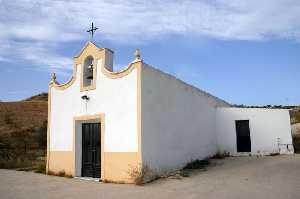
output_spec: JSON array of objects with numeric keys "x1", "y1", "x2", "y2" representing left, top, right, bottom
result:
[
  {"x1": 34, "y1": 161, "x2": 46, "y2": 173},
  {"x1": 128, "y1": 164, "x2": 158, "y2": 185}
]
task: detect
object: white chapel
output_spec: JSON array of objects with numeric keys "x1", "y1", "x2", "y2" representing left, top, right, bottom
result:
[{"x1": 47, "y1": 41, "x2": 294, "y2": 183}]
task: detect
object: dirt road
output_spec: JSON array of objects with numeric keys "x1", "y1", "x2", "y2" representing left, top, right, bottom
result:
[{"x1": 1, "y1": 155, "x2": 300, "y2": 199}]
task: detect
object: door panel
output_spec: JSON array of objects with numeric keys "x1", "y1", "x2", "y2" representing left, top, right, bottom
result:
[
  {"x1": 235, "y1": 120, "x2": 251, "y2": 152},
  {"x1": 82, "y1": 123, "x2": 101, "y2": 178}
]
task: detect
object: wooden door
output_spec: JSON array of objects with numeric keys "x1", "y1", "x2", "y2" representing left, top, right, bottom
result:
[{"x1": 82, "y1": 123, "x2": 101, "y2": 178}]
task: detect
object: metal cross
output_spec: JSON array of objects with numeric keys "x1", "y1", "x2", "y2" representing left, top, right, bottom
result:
[{"x1": 87, "y1": 22, "x2": 98, "y2": 41}]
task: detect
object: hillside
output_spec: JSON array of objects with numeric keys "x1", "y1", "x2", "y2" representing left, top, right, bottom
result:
[
  {"x1": 290, "y1": 108, "x2": 300, "y2": 124},
  {"x1": 0, "y1": 93, "x2": 48, "y2": 166},
  {"x1": 0, "y1": 93, "x2": 48, "y2": 135},
  {"x1": 23, "y1": 92, "x2": 48, "y2": 102}
]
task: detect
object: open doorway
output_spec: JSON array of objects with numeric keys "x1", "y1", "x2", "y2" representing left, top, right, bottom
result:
[{"x1": 235, "y1": 120, "x2": 251, "y2": 152}]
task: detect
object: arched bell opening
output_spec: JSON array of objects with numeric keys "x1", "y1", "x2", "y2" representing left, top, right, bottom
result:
[{"x1": 83, "y1": 56, "x2": 94, "y2": 87}]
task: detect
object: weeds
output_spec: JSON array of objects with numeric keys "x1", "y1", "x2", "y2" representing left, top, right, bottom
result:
[
  {"x1": 47, "y1": 170, "x2": 73, "y2": 178},
  {"x1": 293, "y1": 134, "x2": 300, "y2": 153},
  {"x1": 57, "y1": 170, "x2": 66, "y2": 177},
  {"x1": 269, "y1": 152, "x2": 280, "y2": 156},
  {"x1": 128, "y1": 164, "x2": 158, "y2": 185},
  {"x1": 34, "y1": 162, "x2": 46, "y2": 173},
  {"x1": 211, "y1": 151, "x2": 230, "y2": 159},
  {"x1": 183, "y1": 159, "x2": 210, "y2": 170}
]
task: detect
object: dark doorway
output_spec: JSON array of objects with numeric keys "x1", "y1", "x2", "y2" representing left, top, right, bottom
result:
[
  {"x1": 82, "y1": 123, "x2": 101, "y2": 178},
  {"x1": 235, "y1": 120, "x2": 251, "y2": 152}
]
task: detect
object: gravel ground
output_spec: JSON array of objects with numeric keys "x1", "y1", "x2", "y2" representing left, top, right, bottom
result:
[{"x1": 1, "y1": 155, "x2": 300, "y2": 199}]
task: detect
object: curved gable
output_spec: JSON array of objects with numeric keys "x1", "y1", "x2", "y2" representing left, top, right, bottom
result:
[{"x1": 49, "y1": 42, "x2": 142, "y2": 91}]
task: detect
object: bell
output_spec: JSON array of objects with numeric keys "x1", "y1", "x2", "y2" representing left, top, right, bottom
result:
[
  {"x1": 88, "y1": 64, "x2": 93, "y2": 71},
  {"x1": 87, "y1": 75, "x2": 93, "y2": 80}
]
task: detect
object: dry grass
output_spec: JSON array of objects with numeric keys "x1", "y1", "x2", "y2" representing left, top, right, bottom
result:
[
  {"x1": 211, "y1": 151, "x2": 230, "y2": 159},
  {"x1": 183, "y1": 159, "x2": 210, "y2": 170},
  {"x1": 0, "y1": 93, "x2": 48, "y2": 173},
  {"x1": 293, "y1": 134, "x2": 300, "y2": 153},
  {"x1": 34, "y1": 161, "x2": 46, "y2": 173},
  {"x1": 127, "y1": 159, "x2": 213, "y2": 185},
  {"x1": 47, "y1": 170, "x2": 73, "y2": 178},
  {"x1": 290, "y1": 108, "x2": 300, "y2": 124},
  {"x1": 0, "y1": 101, "x2": 47, "y2": 136},
  {"x1": 0, "y1": 158, "x2": 46, "y2": 174},
  {"x1": 24, "y1": 93, "x2": 48, "y2": 102},
  {"x1": 0, "y1": 159, "x2": 33, "y2": 169},
  {"x1": 128, "y1": 164, "x2": 159, "y2": 185}
]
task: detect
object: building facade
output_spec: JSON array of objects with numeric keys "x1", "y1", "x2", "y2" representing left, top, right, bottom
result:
[{"x1": 47, "y1": 42, "x2": 294, "y2": 183}]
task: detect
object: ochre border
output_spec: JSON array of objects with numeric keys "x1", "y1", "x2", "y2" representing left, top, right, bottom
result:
[
  {"x1": 49, "y1": 42, "x2": 141, "y2": 90},
  {"x1": 80, "y1": 56, "x2": 97, "y2": 92},
  {"x1": 101, "y1": 61, "x2": 140, "y2": 79},
  {"x1": 48, "y1": 64, "x2": 78, "y2": 90},
  {"x1": 136, "y1": 62, "x2": 142, "y2": 164},
  {"x1": 73, "y1": 114, "x2": 105, "y2": 179},
  {"x1": 46, "y1": 86, "x2": 51, "y2": 173}
]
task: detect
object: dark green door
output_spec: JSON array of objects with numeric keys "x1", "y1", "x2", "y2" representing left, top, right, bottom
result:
[{"x1": 82, "y1": 123, "x2": 101, "y2": 178}]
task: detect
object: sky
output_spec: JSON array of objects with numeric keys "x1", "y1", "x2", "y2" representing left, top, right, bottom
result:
[{"x1": 0, "y1": 0, "x2": 299, "y2": 105}]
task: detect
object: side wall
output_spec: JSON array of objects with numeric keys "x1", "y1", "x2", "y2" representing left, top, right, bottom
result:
[
  {"x1": 141, "y1": 64, "x2": 229, "y2": 172},
  {"x1": 216, "y1": 108, "x2": 294, "y2": 155},
  {"x1": 48, "y1": 52, "x2": 139, "y2": 182}
]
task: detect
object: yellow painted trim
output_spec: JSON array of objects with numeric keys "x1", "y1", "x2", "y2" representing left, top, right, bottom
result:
[
  {"x1": 73, "y1": 114, "x2": 105, "y2": 179},
  {"x1": 80, "y1": 56, "x2": 97, "y2": 92},
  {"x1": 75, "y1": 43, "x2": 105, "y2": 92},
  {"x1": 49, "y1": 42, "x2": 141, "y2": 90},
  {"x1": 47, "y1": 151, "x2": 74, "y2": 175},
  {"x1": 74, "y1": 43, "x2": 106, "y2": 65},
  {"x1": 104, "y1": 152, "x2": 139, "y2": 183},
  {"x1": 46, "y1": 87, "x2": 51, "y2": 173},
  {"x1": 73, "y1": 42, "x2": 113, "y2": 59},
  {"x1": 49, "y1": 64, "x2": 78, "y2": 90},
  {"x1": 101, "y1": 61, "x2": 140, "y2": 79},
  {"x1": 136, "y1": 62, "x2": 142, "y2": 164}
]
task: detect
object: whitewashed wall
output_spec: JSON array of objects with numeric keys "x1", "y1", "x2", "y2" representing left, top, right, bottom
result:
[
  {"x1": 216, "y1": 108, "x2": 294, "y2": 155},
  {"x1": 141, "y1": 64, "x2": 230, "y2": 172},
  {"x1": 50, "y1": 58, "x2": 138, "y2": 153}
]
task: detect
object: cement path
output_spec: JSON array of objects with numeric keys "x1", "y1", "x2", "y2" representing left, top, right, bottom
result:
[{"x1": 1, "y1": 155, "x2": 300, "y2": 199}]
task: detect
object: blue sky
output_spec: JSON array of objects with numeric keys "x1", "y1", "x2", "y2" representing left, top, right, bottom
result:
[{"x1": 0, "y1": 0, "x2": 299, "y2": 105}]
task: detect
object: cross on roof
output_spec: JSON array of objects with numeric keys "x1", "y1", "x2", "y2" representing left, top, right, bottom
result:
[{"x1": 87, "y1": 22, "x2": 98, "y2": 41}]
